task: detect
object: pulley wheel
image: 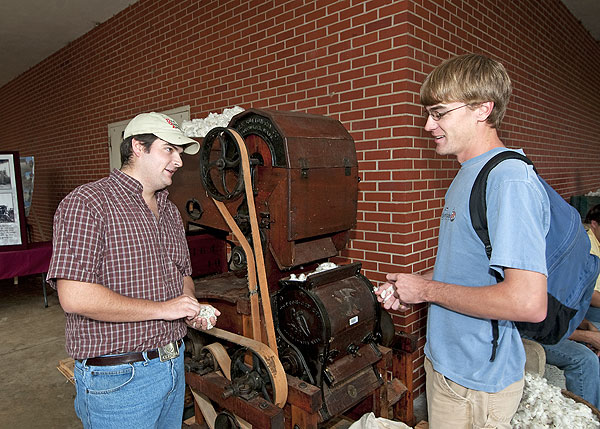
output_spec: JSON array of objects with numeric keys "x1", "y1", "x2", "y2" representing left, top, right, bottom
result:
[
  {"x1": 214, "y1": 411, "x2": 242, "y2": 429},
  {"x1": 229, "y1": 346, "x2": 276, "y2": 403},
  {"x1": 185, "y1": 328, "x2": 209, "y2": 359},
  {"x1": 200, "y1": 127, "x2": 245, "y2": 201}
]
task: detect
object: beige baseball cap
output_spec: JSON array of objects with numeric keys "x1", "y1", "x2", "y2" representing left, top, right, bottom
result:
[{"x1": 123, "y1": 112, "x2": 199, "y2": 155}]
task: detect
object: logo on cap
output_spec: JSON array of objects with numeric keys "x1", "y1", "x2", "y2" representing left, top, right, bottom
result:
[{"x1": 165, "y1": 117, "x2": 181, "y2": 130}]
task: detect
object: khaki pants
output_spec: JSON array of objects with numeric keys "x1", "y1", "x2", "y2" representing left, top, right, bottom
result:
[{"x1": 425, "y1": 358, "x2": 523, "y2": 429}]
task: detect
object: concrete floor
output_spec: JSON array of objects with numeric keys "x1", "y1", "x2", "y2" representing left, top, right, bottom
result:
[
  {"x1": 0, "y1": 275, "x2": 79, "y2": 428},
  {"x1": 0, "y1": 274, "x2": 427, "y2": 428}
]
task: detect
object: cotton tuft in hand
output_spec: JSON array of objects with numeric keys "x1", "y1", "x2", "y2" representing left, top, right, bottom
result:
[{"x1": 197, "y1": 305, "x2": 218, "y2": 329}]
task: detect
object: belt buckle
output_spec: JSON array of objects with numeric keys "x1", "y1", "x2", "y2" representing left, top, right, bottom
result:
[{"x1": 157, "y1": 341, "x2": 180, "y2": 362}]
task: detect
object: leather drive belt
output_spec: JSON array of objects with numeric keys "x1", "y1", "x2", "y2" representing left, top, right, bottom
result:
[{"x1": 82, "y1": 339, "x2": 183, "y2": 366}]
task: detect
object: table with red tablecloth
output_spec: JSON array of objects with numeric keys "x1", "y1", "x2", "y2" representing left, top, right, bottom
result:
[
  {"x1": 0, "y1": 241, "x2": 53, "y2": 306},
  {"x1": 0, "y1": 235, "x2": 224, "y2": 308}
]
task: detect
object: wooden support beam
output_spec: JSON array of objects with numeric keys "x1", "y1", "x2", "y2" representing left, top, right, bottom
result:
[
  {"x1": 391, "y1": 332, "x2": 418, "y2": 427},
  {"x1": 186, "y1": 372, "x2": 284, "y2": 428}
]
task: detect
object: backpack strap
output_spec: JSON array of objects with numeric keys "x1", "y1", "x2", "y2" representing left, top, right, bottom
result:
[
  {"x1": 469, "y1": 151, "x2": 536, "y2": 258},
  {"x1": 468, "y1": 150, "x2": 536, "y2": 361}
]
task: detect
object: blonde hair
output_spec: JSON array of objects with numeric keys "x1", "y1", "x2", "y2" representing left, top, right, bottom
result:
[{"x1": 420, "y1": 54, "x2": 512, "y2": 128}]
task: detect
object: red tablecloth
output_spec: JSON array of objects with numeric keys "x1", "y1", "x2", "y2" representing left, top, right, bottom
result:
[
  {"x1": 0, "y1": 241, "x2": 52, "y2": 280},
  {"x1": 0, "y1": 235, "x2": 223, "y2": 281}
]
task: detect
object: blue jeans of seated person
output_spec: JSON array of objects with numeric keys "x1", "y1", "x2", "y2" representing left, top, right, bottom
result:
[
  {"x1": 73, "y1": 343, "x2": 185, "y2": 429},
  {"x1": 586, "y1": 305, "x2": 600, "y2": 326},
  {"x1": 542, "y1": 339, "x2": 600, "y2": 409}
]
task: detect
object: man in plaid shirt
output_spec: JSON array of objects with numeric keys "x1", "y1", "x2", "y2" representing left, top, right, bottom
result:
[{"x1": 47, "y1": 112, "x2": 220, "y2": 428}]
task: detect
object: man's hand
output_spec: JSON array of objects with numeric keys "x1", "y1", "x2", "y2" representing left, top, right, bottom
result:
[
  {"x1": 373, "y1": 270, "x2": 434, "y2": 311},
  {"x1": 385, "y1": 272, "x2": 430, "y2": 306},
  {"x1": 186, "y1": 304, "x2": 221, "y2": 330},
  {"x1": 374, "y1": 281, "x2": 409, "y2": 311},
  {"x1": 584, "y1": 330, "x2": 600, "y2": 356},
  {"x1": 160, "y1": 294, "x2": 203, "y2": 321},
  {"x1": 181, "y1": 276, "x2": 220, "y2": 330},
  {"x1": 574, "y1": 319, "x2": 600, "y2": 355}
]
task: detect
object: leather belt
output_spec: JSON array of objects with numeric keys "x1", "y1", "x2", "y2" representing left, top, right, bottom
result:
[{"x1": 82, "y1": 339, "x2": 183, "y2": 366}]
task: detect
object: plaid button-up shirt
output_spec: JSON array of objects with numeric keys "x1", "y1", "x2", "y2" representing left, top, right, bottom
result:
[{"x1": 48, "y1": 169, "x2": 192, "y2": 359}]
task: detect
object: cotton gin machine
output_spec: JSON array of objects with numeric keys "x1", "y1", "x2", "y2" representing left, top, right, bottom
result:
[{"x1": 169, "y1": 109, "x2": 416, "y2": 428}]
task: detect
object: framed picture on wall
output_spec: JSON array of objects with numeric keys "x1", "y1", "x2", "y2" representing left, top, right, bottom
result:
[
  {"x1": 19, "y1": 156, "x2": 34, "y2": 217},
  {"x1": 0, "y1": 152, "x2": 27, "y2": 251}
]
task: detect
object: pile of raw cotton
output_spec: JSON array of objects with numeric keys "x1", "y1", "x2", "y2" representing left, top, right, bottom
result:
[
  {"x1": 511, "y1": 372, "x2": 600, "y2": 428},
  {"x1": 181, "y1": 106, "x2": 245, "y2": 137},
  {"x1": 586, "y1": 188, "x2": 600, "y2": 197}
]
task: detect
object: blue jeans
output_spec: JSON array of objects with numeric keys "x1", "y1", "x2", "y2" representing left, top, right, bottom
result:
[
  {"x1": 586, "y1": 305, "x2": 600, "y2": 325},
  {"x1": 543, "y1": 339, "x2": 600, "y2": 409},
  {"x1": 73, "y1": 343, "x2": 185, "y2": 429}
]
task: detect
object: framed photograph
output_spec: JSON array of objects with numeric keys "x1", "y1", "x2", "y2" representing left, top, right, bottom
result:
[
  {"x1": 20, "y1": 156, "x2": 34, "y2": 217},
  {"x1": 0, "y1": 152, "x2": 27, "y2": 250}
]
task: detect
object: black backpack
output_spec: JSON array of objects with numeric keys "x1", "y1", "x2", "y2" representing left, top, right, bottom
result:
[{"x1": 469, "y1": 151, "x2": 600, "y2": 361}]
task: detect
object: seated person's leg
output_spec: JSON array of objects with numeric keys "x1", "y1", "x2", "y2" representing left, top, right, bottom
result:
[
  {"x1": 543, "y1": 339, "x2": 600, "y2": 409},
  {"x1": 586, "y1": 305, "x2": 600, "y2": 325}
]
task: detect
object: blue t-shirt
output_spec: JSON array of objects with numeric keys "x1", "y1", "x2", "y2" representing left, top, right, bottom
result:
[{"x1": 425, "y1": 147, "x2": 550, "y2": 392}]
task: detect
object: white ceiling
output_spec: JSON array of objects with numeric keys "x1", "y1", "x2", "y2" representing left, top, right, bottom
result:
[
  {"x1": 0, "y1": 0, "x2": 137, "y2": 88},
  {"x1": 0, "y1": 0, "x2": 598, "y2": 89},
  {"x1": 562, "y1": 0, "x2": 600, "y2": 42}
]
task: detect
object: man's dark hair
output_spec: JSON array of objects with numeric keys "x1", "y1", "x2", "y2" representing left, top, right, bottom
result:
[
  {"x1": 120, "y1": 134, "x2": 157, "y2": 167},
  {"x1": 585, "y1": 204, "x2": 600, "y2": 224}
]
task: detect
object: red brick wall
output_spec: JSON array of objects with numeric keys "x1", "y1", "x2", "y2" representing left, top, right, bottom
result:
[{"x1": 1, "y1": 0, "x2": 599, "y2": 397}]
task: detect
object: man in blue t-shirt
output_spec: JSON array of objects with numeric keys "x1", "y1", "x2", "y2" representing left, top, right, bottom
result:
[{"x1": 376, "y1": 54, "x2": 549, "y2": 429}]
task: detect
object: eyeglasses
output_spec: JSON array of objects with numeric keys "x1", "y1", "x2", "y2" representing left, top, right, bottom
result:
[{"x1": 424, "y1": 104, "x2": 469, "y2": 121}]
